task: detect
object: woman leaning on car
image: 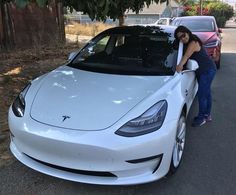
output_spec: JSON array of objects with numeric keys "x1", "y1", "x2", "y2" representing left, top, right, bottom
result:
[{"x1": 174, "y1": 25, "x2": 217, "y2": 127}]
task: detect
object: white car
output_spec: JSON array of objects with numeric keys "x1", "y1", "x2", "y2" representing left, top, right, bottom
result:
[
  {"x1": 154, "y1": 18, "x2": 173, "y2": 26},
  {"x1": 9, "y1": 25, "x2": 198, "y2": 185},
  {"x1": 140, "y1": 18, "x2": 173, "y2": 27}
]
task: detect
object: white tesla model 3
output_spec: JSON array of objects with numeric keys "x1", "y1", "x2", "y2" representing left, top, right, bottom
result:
[{"x1": 9, "y1": 26, "x2": 198, "y2": 185}]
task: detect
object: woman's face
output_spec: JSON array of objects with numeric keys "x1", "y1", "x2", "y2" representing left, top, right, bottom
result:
[{"x1": 177, "y1": 32, "x2": 189, "y2": 44}]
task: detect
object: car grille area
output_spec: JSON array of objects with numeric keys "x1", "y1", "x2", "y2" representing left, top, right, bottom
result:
[
  {"x1": 24, "y1": 153, "x2": 117, "y2": 178},
  {"x1": 10, "y1": 139, "x2": 169, "y2": 185}
]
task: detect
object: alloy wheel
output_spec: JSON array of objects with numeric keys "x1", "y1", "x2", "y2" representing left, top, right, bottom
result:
[{"x1": 172, "y1": 116, "x2": 186, "y2": 168}]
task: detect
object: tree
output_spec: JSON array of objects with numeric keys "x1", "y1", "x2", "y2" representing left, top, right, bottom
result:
[
  {"x1": 207, "y1": 2, "x2": 234, "y2": 27},
  {"x1": 0, "y1": 0, "x2": 65, "y2": 50},
  {"x1": 15, "y1": 0, "x2": 168, "y2": 26},
  {"x1": 175, "y1": 0, "x2": 190, "y2": 6},
  {"x1": 1, "y1": 0, "x2": 15, "y2": 49},
  {"x1": 181, "y1": 5, "x2": 209, "y2": 16},
  {"x1": 181, "y1": 1, "x2": 234, "y2": 27}
]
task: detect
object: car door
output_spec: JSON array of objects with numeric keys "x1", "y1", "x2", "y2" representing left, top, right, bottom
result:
[
  {"x1": 181, "y1": 70, "x2": 197, "y2": 106},
  {"x1": 177, "y1": 42, "x2": 197, "y2": 106}
]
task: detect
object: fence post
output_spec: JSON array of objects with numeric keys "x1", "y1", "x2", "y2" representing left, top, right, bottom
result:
[
  {"x1": 4, "y1": 3, "x2": 15, "y2": 49},
  {"x1": 57, "y1": 2, "x2": 65, "y2": 43},
  {"x1": 0, "y1": 3, "x2": 15, "y2": 50},
  {"x1": 0, "y1": 6, "x2": 4, "y2": 50}
]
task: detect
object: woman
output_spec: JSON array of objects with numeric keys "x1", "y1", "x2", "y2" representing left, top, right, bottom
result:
[{"x1": 174, "y1": 26, "x2": 216, "y2": 127}]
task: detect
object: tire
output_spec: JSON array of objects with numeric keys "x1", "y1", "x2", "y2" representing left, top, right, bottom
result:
[
  {"x1": 168, "y1": 112, "x2": 186, "y2": 175},
  {"x1": 215, "y1": 51, "x2": 221, "y2": 69}
]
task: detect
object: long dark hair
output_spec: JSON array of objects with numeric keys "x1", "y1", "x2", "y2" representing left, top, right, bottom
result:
[{"x1": 174, "y1": 25, "x2": 202, "y2": 47}]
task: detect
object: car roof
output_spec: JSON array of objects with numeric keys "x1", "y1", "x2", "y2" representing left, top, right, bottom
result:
[
  {"x1": 159, "y1": 17, "x2": 172, "y2": 20},
  {"x1": 101, "y1": 25, "x2": 177, "y2": 35},
  {"x1": 173, "y1": 16, "x2": 215, "y2": 20}
]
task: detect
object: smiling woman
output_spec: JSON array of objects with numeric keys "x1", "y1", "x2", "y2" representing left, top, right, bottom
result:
[
  {"x1": 174, "y1": 25, "x2": 216, "y2": 127},
  {"x1": 171, "y1": 16, "x2": 222, "y2": 69},
  {"x1": 8, "y1": 25, "x2": 199, "y2": 185}
]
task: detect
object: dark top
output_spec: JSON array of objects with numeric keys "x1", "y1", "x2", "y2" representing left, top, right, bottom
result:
[{"x1": 190, "y1": 46, "x2": 216, "y2": 76}]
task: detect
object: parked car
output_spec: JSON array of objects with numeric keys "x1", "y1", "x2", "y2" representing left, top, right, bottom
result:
[
  {"x1": 171, "y1": 16, "x2": 222, "y2": 69},
  {"x1": 9, "y1": 25, "x2": 199, "y2": 185},
  {"x1": 140, "y1": 18, "x2": 174, "y2": 27},
  {"x1": 154, "y1": 17, "x2": 174, "y2": 25}
]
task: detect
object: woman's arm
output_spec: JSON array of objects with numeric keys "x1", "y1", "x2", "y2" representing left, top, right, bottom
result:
[{"x1": 176, "y1": 41, "x2": 200, "y2": 72}]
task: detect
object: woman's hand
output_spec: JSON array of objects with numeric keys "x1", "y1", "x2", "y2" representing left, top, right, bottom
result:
[{"x1": 176, "y1": 64, "x2": 183, "y2": 72}]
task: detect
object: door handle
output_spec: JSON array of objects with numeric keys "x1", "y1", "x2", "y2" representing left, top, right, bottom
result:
[{"x1": 185, "y1": 89, "x2": 188, "y2": 96}]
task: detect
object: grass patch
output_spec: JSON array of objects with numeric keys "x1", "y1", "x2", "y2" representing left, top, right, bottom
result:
[
  {"x1": 0, "y1": 43, "x2": 81, "y2": 129},
  {"x1": 0, "y1": 43, "x2": 83, "y2": 167},
  {"x1": 65, "y1": 22, "x2": 114, "y2": 36}
]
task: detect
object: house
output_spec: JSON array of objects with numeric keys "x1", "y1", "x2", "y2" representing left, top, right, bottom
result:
[{"x1": 125, "y1": 0, "x2": 182, "y2": 25}]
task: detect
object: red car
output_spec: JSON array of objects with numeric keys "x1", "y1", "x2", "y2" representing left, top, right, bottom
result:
[{"x1": 171, "y1": 16, "x2": 222, "y2": 69}]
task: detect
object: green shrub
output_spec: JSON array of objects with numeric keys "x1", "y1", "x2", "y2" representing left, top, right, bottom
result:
[
  {"x1": 207, "y1": 2, "x2": 234, "y2": 27},
  {"x1": 181, "y1": 2, "x2": 234, "y2": 28},
  {"x1": 216, "y1": 16, "x2": 227, "y2": 28}
]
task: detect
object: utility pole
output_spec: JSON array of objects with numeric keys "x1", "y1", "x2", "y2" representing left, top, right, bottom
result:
[{"x1": 200, "y1": 0, "x2": 203, "y2": 15}]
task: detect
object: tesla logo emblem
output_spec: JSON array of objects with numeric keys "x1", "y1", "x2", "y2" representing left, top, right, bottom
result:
[{"x1": 62, "y1": 115, "x2": 70, "y2": 122}]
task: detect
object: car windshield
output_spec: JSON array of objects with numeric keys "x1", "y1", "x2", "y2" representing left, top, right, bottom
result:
[
  {"x1": 69, "y1": 26, "x2": 177, "y2": 76},
  {"x1": 177, "y1": 19, "x2": 215, "y2": 32}
]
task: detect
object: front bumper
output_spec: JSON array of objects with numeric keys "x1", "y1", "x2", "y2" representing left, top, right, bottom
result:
[{"x1": 9, "y1": 109, "x2": 178, "y2": 185}]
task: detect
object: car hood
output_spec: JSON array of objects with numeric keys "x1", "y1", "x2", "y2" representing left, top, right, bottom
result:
[
  {"x1": 30, "y1": 66, "x2": 172, "y2": 130},
  {"x1": 193, "y1": 32, "x2": 216, "y2": 44}
]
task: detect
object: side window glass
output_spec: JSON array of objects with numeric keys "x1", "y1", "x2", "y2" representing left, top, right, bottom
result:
[
  {"x1": 73, "y1": 35, "x2": 110, "y2": 63},
  {"x1": 93, "y1": 36, "x2": 110, "y2": 53},
  {"x1": 115, "y1": 35, "x2": 125, "y2": 47},
  {"x1": 114, "y1": 35, "x2": 141, "y2": 58},
  {"x1": 172, "y1": 20, "x2": 180, "y2": 26},
  {"x1": 164, "y1": 50, "x2": 178, "y2": 68},
  {"x1": 158, "y1": 19, "x2": 166, "y2": 25}
]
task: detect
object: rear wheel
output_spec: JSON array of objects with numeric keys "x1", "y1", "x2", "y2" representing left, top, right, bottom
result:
[
  {"x1": 168, "y1": 113, "x2": 186, "y2": 175},
  {"x1": 215, "y1": 49, "x2": 221, "y2": 69}
]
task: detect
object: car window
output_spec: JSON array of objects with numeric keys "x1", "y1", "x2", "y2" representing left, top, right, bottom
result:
[
  {"x1": 70, "y1": 28, "x2": 177, "y2": 76},
  {"x1": 157, "y1": 19, "x2": 167, "y2": 25},
  {"x1": 177, "y1": 19, "x2": 215, "y2": 32},
  {"x1": 76, "y1": 36, "x2": 110, "y2": 60},
  {"x1": 170, "y1": 19, "x2": 180, "y2": 26},
  {"x1": 93, "y1": 36, "x2": 110, "y2": 53}
]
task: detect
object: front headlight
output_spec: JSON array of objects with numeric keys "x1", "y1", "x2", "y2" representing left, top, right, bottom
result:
[
  {"x1": 115, "y1": 100, "x2": 167, "y2": 137},
  {"x1": 12, "y1": 83, "x2": 31, "y2": 117},
  {"x1": 204, "y1": 40, "x2": 218, "y2": 48}
]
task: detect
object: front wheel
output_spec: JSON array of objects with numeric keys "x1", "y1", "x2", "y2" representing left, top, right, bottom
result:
[
  {"x1": 168, "y1": 113, "x2": 186, "y2": 175},
  {"x1": 215, "y1": 49, "x2": 221, "y2": 69}
]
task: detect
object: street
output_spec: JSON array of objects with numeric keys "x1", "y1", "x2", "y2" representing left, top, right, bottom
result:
[{"x1": 1, "y1": 25, "x2": 236, "y2": 195}]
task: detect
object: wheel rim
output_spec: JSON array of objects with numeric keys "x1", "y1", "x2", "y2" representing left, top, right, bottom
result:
[{"x1": 172, "y1": 116, "x2": 186, "y2": 168}]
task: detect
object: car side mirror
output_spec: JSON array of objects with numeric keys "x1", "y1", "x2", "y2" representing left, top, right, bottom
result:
[
  {"x1": 218, "y1": 28, "x2": 222, "y2": 33},
  {"x1": 186, "y1": 59, "x2": 199, "y2": 71},
  {"x1": 182, "y1": 60, "x2": 199, "y2": 73}
]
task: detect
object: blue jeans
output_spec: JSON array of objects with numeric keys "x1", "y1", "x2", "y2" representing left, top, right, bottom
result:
[{"x1": 197, "y1": 68, "x2": 216, "y2": 119}]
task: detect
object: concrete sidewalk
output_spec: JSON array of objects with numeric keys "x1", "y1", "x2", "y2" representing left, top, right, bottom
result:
[{"x1": 225, "y1": 18, "x2": 236, "y2": 28}]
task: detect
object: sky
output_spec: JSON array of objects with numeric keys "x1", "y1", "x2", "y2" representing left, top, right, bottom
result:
[{"x1": 224, "y1": 0, "x2": 236, "y2": 3}]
